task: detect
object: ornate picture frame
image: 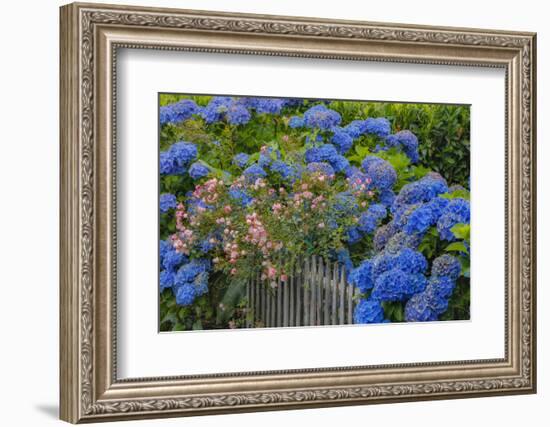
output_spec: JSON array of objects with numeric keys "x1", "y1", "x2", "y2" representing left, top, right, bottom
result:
[{"x1": 60, "y1": 2, "x2": 536, "y2": 423}]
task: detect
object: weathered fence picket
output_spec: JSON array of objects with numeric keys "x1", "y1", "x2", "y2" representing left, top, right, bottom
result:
[{"x1": 246, "y1": 256, "x2": 357, "y2": 328}]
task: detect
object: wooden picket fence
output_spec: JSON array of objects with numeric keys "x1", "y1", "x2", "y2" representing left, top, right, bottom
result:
[{"x1": 245, "y1": 256, "x2": 358, "y2": 328}]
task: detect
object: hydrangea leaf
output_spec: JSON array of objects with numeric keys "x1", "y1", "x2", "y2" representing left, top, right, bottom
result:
[
  {"x1": 444, "y1": 241, "x2": 469, "y2": 254},
  {"x1": 451, "y1": 223, "x2": 470, "y2": 241},
  {"x1": 440, "y1": 189, "x2": 470, "y2": 201}
]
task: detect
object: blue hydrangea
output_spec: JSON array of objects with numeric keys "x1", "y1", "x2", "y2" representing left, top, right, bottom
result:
[
  {"x1": 175, "y1": 283, "x2": 196, "y2": 306},
  {"x1": 226, "y1": 103, "x2": 251, "y2": 125},
  {"x1": 431, "y1": 254, "x2": 462, "y2": 280},
  {"x1": 159, "y1": 193, "x2": 177, "y2": 213},
  {"x1": 270, "y1": 160, "x2": 293, "y2": 179},
  {"x1": 383, "y1": 231, "x2": 423, "y2": 254},
  {"x1": 288, "y1": 116, "x2": 304, "y2": 128},
  {"x1": 403, "y1": 203, "x2": 436, "y2": 235},
  {"x1": 331, "y1": 155, "x2": 350, "y2": 173},
  {"x1": 358, "y1": 203, "x2": 387, "y2": 234},
  {"x1": 198, "y1": 239, "x2": 215, "y2": 254},
  {"x1": 346, "y1": 226, "x2": 362, "y2": 244},
  {"x1": 233, "y1": 153, "x2": 250, "y2": 168},
  {"x1": 243, "y1": 164, "x2": 267, "y2": 179},
  {"x1": 282, "y1": 98, "x2": 304, "y2": 108},
  {"x1": 174, "y1": 259, "x2": 211, "y2": 287},
  {"x1": 393, "y1": 173, "x2": 448, "y2": 210},
  {"x1": 373, "y1": 223, "x2": 397, "y2": 251},
  {"x1": 379, "y1": 190, "x2": 396, "y2": 207},
  {"x1": 160, "y1": 141, "x2": 198, "y2": 175},
  {"x1": 422, "y1": 285, "x2": 450, "y2": 314},
  {"x1": 306, "y1": 162, "x2": 335, "y2": 176},
  {"x1": 162, "y1": 249, "x2": 185, "y2": 272},
  {"x1": 305, "y1": 144, "x2": 349, "y2": 173},
  {"x1": 305, "y1": 144, "x2": 338, "y2": 163},
  {"x1": 404, "y1": 293, "x2": 439, "y2": 322},
  {"x1": 200, "y1": 96, "x2": 233, "y2": 123},
  {"x1": 361, "y1": 156, "x2": 397, "y2": 190},
  {"x1": 372, "y1": 252, "x2": 397, "y2": 277},
  {"x1": 344, "y1": 120, "x2": 368, "y2": 138},
  {"x1": 349, "y1": 260, "x2": 374, "y2": 293},
  {"x1": 436, "y1": 198, "x2": 470, "y2": 241},
  {"x1": 426, "y1": 275, "x2": 456, "y2": 299},
  {"x1": 353, "y1": 298, "x2": 386, "y2": 324},
  {"x1": 371, "y1": 269, "x2": 426, "y2": 301},
  {"x1": 258, "y1": 147, "x2": 280, "y2": 168},
  {"x1": 363, "y1": 117, "x2": 391, "y2": 137},
  {"x1": 159, "y1": 240, "x2": 172, "y2": 265},
  {"x1": 229, "y1": 188, "x2": 253, "y2": 207},
  {"x1": 159, "y1": 270, "x2": 175, "y2": 291},
  {"x1": 188, "y1": 162, "x2": 209, "y2": 180},
  {"x1": 395, "y1": 248, "x2": 428, "y2": 274},
  {"x1": 194, "y1": 272, "x2": 209, "y2": 296},
  {"x1": 303, "y1": 104, "x2": 341, "y2": 130},
  {"x1": 344, "y1": 165, "x2": 361, "y2": 178},
  {"x1": 331, "y1": 127, "x2": 354, "y2": 154},
  {"x1": 160, "y1": 99, "x2": 199, "y2": 126},
  {"x1": 385, "y1": 130, "x2": 419, "y2": 163},
  {"x1": 251, "y1": 98, "x2": 285, "y2": 114},
  {"x1": 358, "y1": 212, "x2": 379, "y2": 234},
  {"x1": 159, "y1": 151, "x2": 175, "y2": 175}
]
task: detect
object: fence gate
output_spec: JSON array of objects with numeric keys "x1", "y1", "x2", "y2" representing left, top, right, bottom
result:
[{"x1": 245, "y1": 256, "x2": 358, "y2": 328}]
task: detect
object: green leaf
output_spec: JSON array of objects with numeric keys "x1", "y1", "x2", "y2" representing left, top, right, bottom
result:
[
  {"x1": 440, "y1": 189, "x2": 470, "y2": 201},
  {"x1": 354, "y1": 145, "x2": 371, "y2": 157},
  {"x1": 445, "y1": 241, "x2": 469, "y2": 254},
  {"x1": 385, "y1": 151, "x2": 410, "y2": 171},
  {"x1": 451, "y1": 223, "x2": 470, "y2": 241},
  {"x1": 192, "y1": 320, "x2": 203, "y2": 330},
  {"x1": 160, "y1": 311, "x2": 178, "y2": 325}
]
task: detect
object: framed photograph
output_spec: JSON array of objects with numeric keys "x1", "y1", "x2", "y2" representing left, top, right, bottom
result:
[{"x1": 60, "y1": 2, "x2": 537, "y2": 423}]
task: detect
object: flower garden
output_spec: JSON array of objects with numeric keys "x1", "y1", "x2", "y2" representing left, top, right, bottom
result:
[{"x1": 159, "y1": 94, "x2": 470, "y2": 331}]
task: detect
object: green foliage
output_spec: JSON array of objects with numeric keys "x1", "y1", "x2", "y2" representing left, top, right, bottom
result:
[{"x1": 336, "y1": 101, "x2": 470, "y2": 188}]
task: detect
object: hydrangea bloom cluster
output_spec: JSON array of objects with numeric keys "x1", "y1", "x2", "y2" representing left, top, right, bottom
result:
[
  {"x1": 404, "y1": 254, "x2": 461, "y2": 321},
  {"x1": 160, "y1": 141, "x2": 198, "y2": 175},
  {"x1": 384, "y1": 130, "x2": 420, "y2": 163},
  {"x1": 303, "y1": 104, "x2": 342, "y2": 130},
  {"x1": 159, "y1": 193, "x2": 177, "y2": 213},
  {"x1": 353, "y1": 298, "x2": 386, "y2": 324},
  {"x1": 159, "y1": 99, "x2": 199, "y2": 126},
  {"x1": 188, "y1": 162, "x2": 210, "y2": 180},
  {"x1": 361, "y1": 156, "x2": 397, "y2": 190},
  {"x1": 305, "y1": 144, "x2": 349, "y2": 173},
  {"x1": 233, "y1": 153, "x2": 250, "y2": 168},
  {"x1": 200, "y1": 97, "x2": 251, "y2": 125}
]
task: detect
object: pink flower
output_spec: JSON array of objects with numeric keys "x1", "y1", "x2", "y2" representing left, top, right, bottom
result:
[
  {"x1": 301, "y1": 183, "x2": 309, "y2": 190},
  {"x1": 224, "y1": 205, "x2": 232, "y2": 213},
  {"x1": 280, "y1": 274, "x2": 288, "y2": 282},
  {"x1": 230, "y1": 268, "x2": 237, "y2": 275},
  {"x1": 267, "y1": 266, "x2": 277, "y2": 278},
  {"x1": 282, "y1": 135, "x2": 289, "y2": 142},
  {"x1": 317, "y1": 222, "x2": 325, "y2": 229}
]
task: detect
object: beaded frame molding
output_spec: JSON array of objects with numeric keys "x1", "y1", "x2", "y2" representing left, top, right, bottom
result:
[{"x1": 59, "y1": 2, "x2": 536, "y2": 423}]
